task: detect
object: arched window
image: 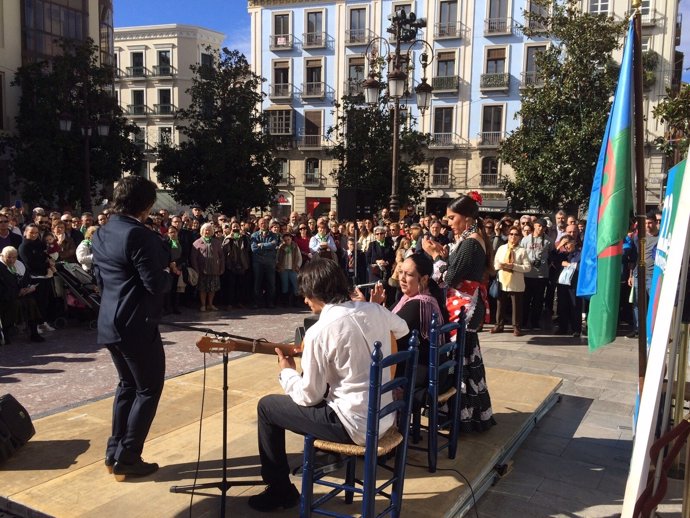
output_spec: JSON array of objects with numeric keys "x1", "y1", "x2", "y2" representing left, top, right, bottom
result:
[
  {"x1": 481, "y1": 157, "x2": 499, "y2": 186},
  {"x1": 432, "y1": 157, "x2": 450, "y2": 186},
  {"x1": 305, "y1": 158, "x2": 320, "y2": 184}
]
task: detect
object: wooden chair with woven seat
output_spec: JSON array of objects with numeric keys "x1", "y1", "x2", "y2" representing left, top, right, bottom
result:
[
  {"x1": 410, "y1": 309, "x2": 466, "y2": 473},
  {"x1": 299, "y1": 331, "x2": 420, "y2": 518}
]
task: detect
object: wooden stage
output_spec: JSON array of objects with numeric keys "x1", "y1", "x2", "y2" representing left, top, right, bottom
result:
[{"x1": 0, "y1": 354, "x2": 561, "y2": 518}]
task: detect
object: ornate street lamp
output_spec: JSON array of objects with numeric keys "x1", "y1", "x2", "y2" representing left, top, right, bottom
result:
[
  {"x1": 362, "y1": 7, "x2": 433, "y2": 222},
  {"x1": 59, "y1": 111, "x2": 111, "y2": 212}
]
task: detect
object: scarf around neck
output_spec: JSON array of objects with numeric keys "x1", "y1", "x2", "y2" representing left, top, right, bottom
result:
[{"x1": 392, "y1": 291, "x2": 444, "y2": 340}]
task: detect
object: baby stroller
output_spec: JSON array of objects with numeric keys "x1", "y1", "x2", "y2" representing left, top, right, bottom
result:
[{"x1": 54, "y1": 262, "x2": 100, "y2": 329}]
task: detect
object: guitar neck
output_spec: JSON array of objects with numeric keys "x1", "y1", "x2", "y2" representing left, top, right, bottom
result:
[{"x1": 196, "y1": 336, "x2": 302, "y2": 357}]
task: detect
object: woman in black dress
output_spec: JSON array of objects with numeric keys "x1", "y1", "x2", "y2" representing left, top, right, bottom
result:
[{"x1": 422, "y1": 195, "x2": 496, "y2": 432}]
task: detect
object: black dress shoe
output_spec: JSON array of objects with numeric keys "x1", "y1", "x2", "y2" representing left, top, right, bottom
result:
[
  {"x1": 105, "y1": 455, "x2": 115, "y2": 474},
  {"x1": 112, "y1": 459, "x2": 159, "y2": 481},
  {"x1": 248, "y1": 483, "x2": 299, "y2": 512}
]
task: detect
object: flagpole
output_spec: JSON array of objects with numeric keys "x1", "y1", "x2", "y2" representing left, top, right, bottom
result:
[{"x1": 632, "y1": 0, "x2": 647, "y2": 394}]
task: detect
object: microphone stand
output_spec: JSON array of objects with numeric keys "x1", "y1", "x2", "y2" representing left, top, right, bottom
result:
[{"x1": 162, "y1": 321, "x2": 262, "y2": 517}]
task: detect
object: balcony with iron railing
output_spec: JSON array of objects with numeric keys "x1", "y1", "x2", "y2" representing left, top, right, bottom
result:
[
  {"x1": 153, "y1": 104, "x2": 176, "y2": 116},
  {"x1": 641, "y1": 8, "x2": 658, "y2": 26},
  {"x1": 126, "y1": 104, "x2": 149, "y2": 116},
  {"x1": 301, "y1": 81, "x2": 325, "y2": 99},
  {"x1": 277, "y1": 172, "x2": 295, "y2": 186},
  {"x1": 303, "y1": 32, "x2": 327, "y2": 49},
  {"x1": 133, "y1": 141, "x2": 153, "y2": 154},
  {"x1": 270, "y1": 135, "x2": 294, "y2": 150},
  {"x1": 344, "y1": 80, "x2": 364, "y2": 97},
  {"x1": 519, "y1": 71, "x2": 544, "y2": 88},
  {"x1": 432, "y1": 75, "x2": 460, "y2": 92},
  {"x1": 527, "y1": 17, "x2": 548, "y2": 32},
  {"x1": 304, "y1": 171, "x2": 322, "y2": 185},
  {"x1": 480, "y1": 72, "x2": 511, "y2": 91},
  {"x1": 430, "y1": 172, "x2": 451, "y2": 187},
  {"x1": 484, "y1": 18, "x2": 513, "y2": 35},
  {"x1": 269, "y1": 83, "x2": 293, "y2": 100},
  {"x1": 126, "y1": 66, "x2": 149, "y2": 79},
  {"x1": 297, "y1": 134, "x2": 328, "y2": 150},
  {"x1": 270, "y1": 33, "x2": 294, "y2": 50},
  {"x1": 480, "y1": 172, "x2": 500, "y2": 187},
  {"x1": 115, "y1": 68, "x2": 125, "y2": 79},
  {"x1": 152, "y1": 65, "x2": 176, "y2": 77},
  {"x1": 434, "y1": 22, "x2": 466, "y2": 39},
  {"x1": 477, "y1": 131, "x2": 505, "y2": 148},
  {"x1": 428, "y1": 133, "x2": 470, "y2": 149},
  {"x1": 345, "y1": 28, "x2": 374, "y2": 45}
]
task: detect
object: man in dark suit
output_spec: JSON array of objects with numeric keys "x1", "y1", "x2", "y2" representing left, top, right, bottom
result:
[{"x1": 92, "y1": 176, "x2": 169, "y2": 481}]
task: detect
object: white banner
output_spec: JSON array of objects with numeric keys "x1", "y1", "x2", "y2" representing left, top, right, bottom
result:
[{"x1": 622, "y1": 159, "x2": 690, "y2": 516}]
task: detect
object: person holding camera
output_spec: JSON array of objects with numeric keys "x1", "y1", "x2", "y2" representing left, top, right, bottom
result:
[{"x1": 521, "y1": 218, "x2": 553, "y2": 331}]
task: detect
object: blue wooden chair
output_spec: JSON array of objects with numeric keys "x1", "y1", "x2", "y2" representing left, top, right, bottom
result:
[
  {"x1": 299, "y1": 331, "x2": 420, "y2": 518},
  {"x1": 410, "y1": 309, "x2": 466, "y2": 473}
]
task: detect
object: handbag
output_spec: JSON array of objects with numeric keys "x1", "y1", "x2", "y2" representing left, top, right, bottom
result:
[
  {"x1": 489, "y1": 278, "x2": 500, "y2": 298},
  {"x1": 558, "y1": 263, "x2": 577, "y2": 286}
]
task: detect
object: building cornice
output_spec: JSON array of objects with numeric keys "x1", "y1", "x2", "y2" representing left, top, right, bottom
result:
[
  {"x1": 248, "y1": 0, "x2": 337, "y2": 6},
  {"x1": 114, "y1": 24, "x2": 225, "y2": 45}
]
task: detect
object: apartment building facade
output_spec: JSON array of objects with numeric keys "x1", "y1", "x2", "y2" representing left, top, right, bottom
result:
[
  {"x1": 0, "y1": 0, "x2": 114, "y2": 205},
  {"x1": 113, "y1": 24, "x2": 224, "y2": 184},
  {"x1": 250, "y1": 0, "x2": 682, "y2": 218}
]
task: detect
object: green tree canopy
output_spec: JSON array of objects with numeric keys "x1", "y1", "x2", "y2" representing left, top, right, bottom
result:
[
  {"x1": 155, "y1": 47, "x2": 280, "y2": 216},
  {"x1": 652, "y1": 84, "x2": 690, "y2": 163},
  {"x1": 327, "y1": 91, "x2": 429, "y2": 212},
  {"x1": 5, "y1": 38, "x2": 142, "y2": 211},
  {"x1": 499, "y1": 0, "x2": 627, "y2": 212}
]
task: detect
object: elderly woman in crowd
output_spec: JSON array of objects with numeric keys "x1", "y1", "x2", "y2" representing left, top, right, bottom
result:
[
  {"x1": 191, "y1": 222, "x2": 225, "y2": 312},
  {"x1": 0, "y1": 246, "x2": 44, "y2": 343},
  {"x1": 492, "y1": 226, "x2": 531, "y2": 336},
  {"x1": 76, "y1": 226, "x2": 99, "y2": 273}
]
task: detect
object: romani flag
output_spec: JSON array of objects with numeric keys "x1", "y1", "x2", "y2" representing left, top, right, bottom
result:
[{"x1": 576, "y1": 19, "x2": 634, "y2": 351}]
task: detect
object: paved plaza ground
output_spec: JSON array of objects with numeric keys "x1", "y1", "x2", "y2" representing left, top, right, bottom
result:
[{"x1": 0, "y1": 305, "x2": 686, "y2": 517}]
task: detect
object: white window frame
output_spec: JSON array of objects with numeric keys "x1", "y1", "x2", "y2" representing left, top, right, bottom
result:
[
  {"x1": 346, "y1": 4, "x2": 370, "y2": 44},
  {"x1": 158, "y1": 126, "x2": 173, "y2": 146},
  {"x1": 484, "y1": 44, "x2": 510, "y2": 74},
  {"x1": 480, "y1": 103, "x2": 506, "y2": 134},
  {"x1": 304, "y1": 8, "x2": 326, "y2": 47},
  {"x1": 588, "y1": 0, "x2": 610, "y2": 15},
  {"x1": 436, "y1": 49, "x2": 458, "y2": 77}
]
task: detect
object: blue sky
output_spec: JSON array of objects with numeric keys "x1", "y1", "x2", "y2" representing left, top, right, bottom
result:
[
  {"x1": 113, "y1": 0, "x2": 252, "y2": 57},
  {"x1": 114, "y1": 0, "x2": 689, "y2": 81}
]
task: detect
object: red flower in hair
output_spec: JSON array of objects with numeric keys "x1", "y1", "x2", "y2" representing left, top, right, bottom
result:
[{"x1": 467, "y1": 191, "x2": 483, "y2": 206}]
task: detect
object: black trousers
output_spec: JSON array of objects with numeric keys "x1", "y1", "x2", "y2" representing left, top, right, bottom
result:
[
  {"x1": 106, "y1": 334, "x2": 165, "y2": 464},
  {"x1": 556, "y1": 284, "x2": 582, "y2": 333},
  {"x1": 496, "y1": 290, "x2": 523, "y2": 329},
  {"x1": 523, "y1": 277, "x2": 547, "y2": 328},
  {"x1": 257, "y1": 394, "x2": 352, "y2": 490}
]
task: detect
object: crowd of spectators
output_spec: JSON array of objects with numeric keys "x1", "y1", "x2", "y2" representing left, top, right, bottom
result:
[{"x1": 0, "y1": 202, "x2": 659, "y2": 345}]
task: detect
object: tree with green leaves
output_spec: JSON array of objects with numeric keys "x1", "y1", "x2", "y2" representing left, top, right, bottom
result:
[
  {"x1": 327, "y1": 91, "x2": 429, "y2": 212},
  {"x1": 652, "y1": 84, "x2": 690, "y2": 163},
  {"x1": 4, "y1": 38, "x2": 142, "y2": 211},
  {"x1": 155, "y1": 48, "x2": 280, "y2": 216},
  {"x1": 498, "y1": 0, "x2": 627, "y2": 212}
]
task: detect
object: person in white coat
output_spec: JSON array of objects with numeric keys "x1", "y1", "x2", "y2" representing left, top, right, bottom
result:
[{"x1": 492, "y1": 227, "x2": 531, "y2": 336}]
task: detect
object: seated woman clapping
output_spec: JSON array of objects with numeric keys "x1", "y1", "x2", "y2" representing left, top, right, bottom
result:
[{"x1": 0, "y1": 246, "x2": 44, "y2": 343}]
